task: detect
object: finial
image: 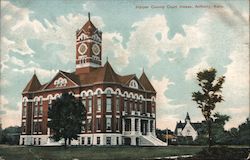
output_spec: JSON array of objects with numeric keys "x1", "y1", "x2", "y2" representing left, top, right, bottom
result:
[
  {"x1": 142, "y1": 67, "x2": 144, "y2": 73},
  {"x1": 34, "y1": 69, "x2": 36, "y2": 75},
  {"x1": 106, "y1": 56, "x2": 109, "y2": 62},
  {"x1": 88, "y1": 12, "x2": 90, "y2": 21}
]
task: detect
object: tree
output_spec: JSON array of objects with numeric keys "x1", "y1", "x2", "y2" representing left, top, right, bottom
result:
[
  {"x1": 0, "y1": 126, "x2": 21, "y2": 144},
  {"x1": 211, "y1": 112, "x2": 230, "y2": 144},
  {"x1": 192, "y1": 68, "x2": 225, "y2": 148},
  {"x1": 238, "y1": 118, "x2": 250, "y2": 145},
  {"x1": 48, "y1": 93, "x2": 86, "y2": 147}
]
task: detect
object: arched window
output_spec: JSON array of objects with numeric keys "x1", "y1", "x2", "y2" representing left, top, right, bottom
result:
[
  {"x1": 106, "y1": 89, "x2": 111, "y2": 96},
  {"x1": 129, "y1": 80, "x2": 138, "y2": 89}
]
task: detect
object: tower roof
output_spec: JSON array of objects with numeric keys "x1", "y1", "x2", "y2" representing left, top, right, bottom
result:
[
  {"x1": 139, "y1": 71, "x2": 155, "y2": 92},
  {"x1": 79, "y1": 12, "x2": 97, "y2": 35},
  {"x1": 23, "y1": 73, "x2": 41, "y2": 93},
  {"x1": 185, "y1": 112, "x2": 191, "y2": 121}
]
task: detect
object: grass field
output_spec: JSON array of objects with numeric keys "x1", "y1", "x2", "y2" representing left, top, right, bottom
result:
[{"x1": 0, "y1": 145, "x2": 203, "y2": 160}]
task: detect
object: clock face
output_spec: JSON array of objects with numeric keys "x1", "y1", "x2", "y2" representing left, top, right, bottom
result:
[
  {"x1": 78, "y1": 43, "x2": 87, "y2": 55},
  {"x1": 92, "y1": 44, "x2": 100, "y2": 55}
]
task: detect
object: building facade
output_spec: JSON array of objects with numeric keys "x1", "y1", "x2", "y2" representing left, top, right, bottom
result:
[
  {"x1": 19, "y1": 13, "x2": 166, "y2": 146},
  {"x1": 174, "y1": 112, "x2": 202, "y2": 140}
]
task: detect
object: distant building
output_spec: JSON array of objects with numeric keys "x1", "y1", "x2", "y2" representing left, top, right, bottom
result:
[
  {"x1": 19, "y1": 13, "x2": 166, "y2": 146},
  {"x1": 174, "y1": 112, "x2": 202, "y2": 140}
]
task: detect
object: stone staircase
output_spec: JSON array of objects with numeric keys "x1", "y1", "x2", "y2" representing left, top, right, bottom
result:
[{"x1": 140, "y1": 135, "x2": 168, "y2": 146}]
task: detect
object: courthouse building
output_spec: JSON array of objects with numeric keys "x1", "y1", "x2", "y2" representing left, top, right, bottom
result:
[{"x1": 20, "y1": 13, "x2": 166, "y2": 146}]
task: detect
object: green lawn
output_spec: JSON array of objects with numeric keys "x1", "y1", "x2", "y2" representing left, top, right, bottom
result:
[{"x1": 0, "y1": 145, "x2": 203, "y2": 160}]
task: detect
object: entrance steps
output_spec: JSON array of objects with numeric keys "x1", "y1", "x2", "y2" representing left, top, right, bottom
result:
[{"x1": 140, "y1": 135, "x2": 168, "y2": 146}]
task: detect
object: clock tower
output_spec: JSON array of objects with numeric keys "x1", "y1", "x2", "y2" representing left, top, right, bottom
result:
[{"x1": 75, "y1": 13, "x2": 102, "y2": 75}]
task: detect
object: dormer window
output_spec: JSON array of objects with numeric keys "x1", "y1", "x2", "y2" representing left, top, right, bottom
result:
[{"x1": 129, "y1": 80, "x2": 138, "y2": 89}]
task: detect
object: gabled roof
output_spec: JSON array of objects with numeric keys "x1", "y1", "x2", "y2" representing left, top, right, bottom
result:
[
  {"x1": 174, "y1": 120, "x2": 203, "y2": 134},
  {"x1": 118, "y1": 74, "x2": 135, "y2": 84},
  {"x1": 81, "y1": 20, "x2": 97, "y2": 34},
  {"x1": 43, "y1": 70, "x2": 80, "y2": 90},
  {"x1": 23, "y1": 74, "x2": 41, "y2": 93},
  {"x1": 60, "y1": 71, "x2": 80, "y2": 85},
  {"x1": 139, "y1": 71, "x2": 155, "y2": 92},
  {"x1": 77, "y1": 13, "x2": 98, "y2": 36},
  {"x1": 78, "y1": 61, "x2": 120, "y2": 84}
]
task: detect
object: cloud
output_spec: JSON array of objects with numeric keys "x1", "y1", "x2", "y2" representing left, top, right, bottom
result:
[
  {"x1": 82, "y1": 1, "x2": 96, "y2": 11},
  {"x1": 127, "y1": 14, "x2": 206, "y2": 67},
  {"x1": 1, "y1": 101, "x2": 22, "y2": 129},
  {"x1": 185, "y1": 57, "x2": 210, "y2": 80},
  {"x1": 12, "y1": 67, "x2": 58, "y2": 81},
  {"x1": 9, "y1": 56, "x2": 26, "y2": 67},
  {"x1": 0, "y1": 79, "x2": 10, "y2": 86},
  {"x1": 223, "y1": 106, "x2": 249, "y2": 130},
  {"x1": 151, "y1": 76, "x2": 184, "y2": 129},
  {"x1": 1, "y1": 1, "x2": 105, "y2": 68},
  {"x1": 224, "y1": 47, "x2": 249, "y2": 97},
  {"x1": 0, "y1": 95, "x2": 9, "y2": 108},
  {"x1": 102, "y1": 32, "x2": 129, "y2": 69},
  {"x1": 1, "y1": 1, "x2": 44, "y2": 56}
]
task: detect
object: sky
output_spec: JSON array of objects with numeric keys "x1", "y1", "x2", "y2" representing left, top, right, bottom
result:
[{"x1": 0, "y1": 0, "x2": 249, "y2": 130}]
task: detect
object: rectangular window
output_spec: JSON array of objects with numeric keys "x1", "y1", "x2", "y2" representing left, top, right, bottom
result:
[
  {"x1": 106, "y1": 118, "x2": 111, "y2": 130},
  {"x1": 88, "y1": 98, "x2": 92, "y2": 113},
  {"x1": 81, "y1": 121, "x2": 85, "y2": 132},
  {"x1": 134, "y1": 103, "x2": 137, "y2": 111},
  {"x1": 106, "y1": 98, "x2": 111, "y2": 112},
  {"x1": 34, "y1": 138, "x2": 36, "y2": 145},
  {"x1": 40, "y1": 97, "x2": 43, "y2": 105},
  {"x1": 116, "y1": 137, "x2": 119, "y2": 145},
  {"x1": 33, "y1": 122, "x2": 37, "y2": 132},
  {"x1": 22, "y1": 138, "x2": 25, "y2": 145},
  {"x1": 116, "y1": 96, "x2": 120, "y2": 112},
  {"x1": 82, "y1": 99, "x2": 86, "y2": 107},
  {"x1": 23, "y1": 107, "x2": 26, "y2": 117},
  {"x1": 106, "y1": 137, "x2": 111, "y2": 145},
  {"x1": 97, "y1": 98, "x2": 101, "y2": 112},
  {"x1": 39, "y1": 106, "x2": 43, "y2": 115},
  {"x1": 87, "y1": 119, "x2": 92, "y2": 131},
  {"x1": 81, "y1": 137, "x2": 85, "y2": 145},
  {"x1": 34, "y1": 106, "x2": 38, "y2": 116},
  {"x1": 124, "y1": 100, "x2": 127, "y2": 113},
  {"x1": 24, "y1": 100, "x2": 27, "y2": 106},
  {"x1": 130, "y1": 101, "x2": 133, "y2": 112},
  {"x1": 22, "y1": 122, "x2": 26, "y2": 133},
  {"x1": 38, "y1": 122, "x2": 42, "y2": 132},
  {"x1": 49, "y1": 98, "x2": 52, "y2": 104},
  {"x1": 116, "y1": 118, "x2": 119, "y2": 131},
  {"x1": 96, "y1": 118, "x2": 101, "y2": 130},
  {"x1": 97, "y1": 137, "x2": 100, "y2": 145},
  {"x1": 38, "y1": 138, "x2": 41, "y2": 145},
  {"x1": 87, "y1": 137, "x2": 91, "y2": 145},
  {"x1": 139, "y1": 103, "x2": 142, "y2": 113}
]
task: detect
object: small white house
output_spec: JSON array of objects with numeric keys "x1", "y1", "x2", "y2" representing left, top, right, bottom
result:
[{"x1": 174, "y1": 112, "x2": 202, "y2": 140}]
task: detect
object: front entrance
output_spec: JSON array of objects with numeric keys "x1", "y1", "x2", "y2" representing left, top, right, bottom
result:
[
  {"x1": 141, "y1": 120, "x2": 147, "y2": 135},
  {"x1": 136, "y1": 137, "x2": 140, "y2": 146},
  {"x1": 124, "y1": 137, "x2": 131, "y2": 145}
]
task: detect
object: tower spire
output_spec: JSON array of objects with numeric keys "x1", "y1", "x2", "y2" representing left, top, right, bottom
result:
[
  {"x1": 185, "y1": 112, "x2": 191, "y2": 123},
  {"x1": 88, "y1": 12, "x2": 90, "y2": 21}
]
